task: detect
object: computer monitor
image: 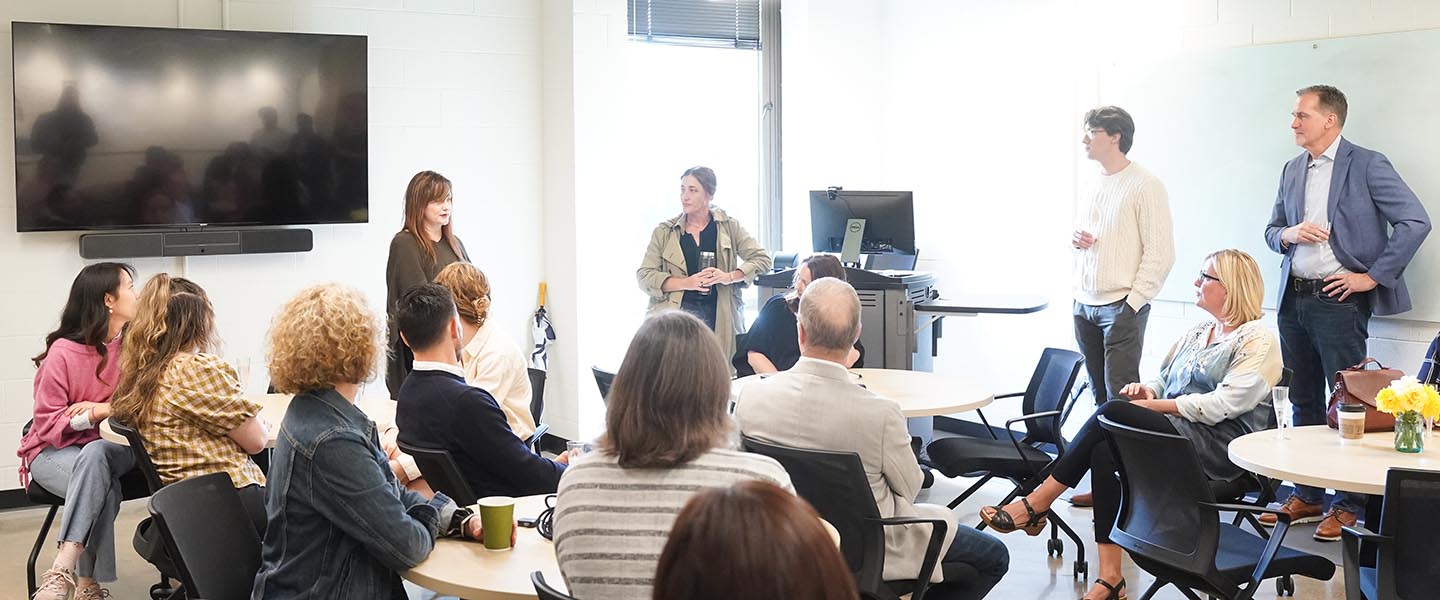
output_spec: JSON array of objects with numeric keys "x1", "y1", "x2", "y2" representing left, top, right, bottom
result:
[{"x1": 810, "y1": 189, "x2": 916, "y2": 256}]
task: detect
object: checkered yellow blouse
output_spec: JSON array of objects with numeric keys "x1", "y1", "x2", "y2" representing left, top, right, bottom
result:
[{"x1": 139, "y1": 352, "x2": 265, "y2": 488}]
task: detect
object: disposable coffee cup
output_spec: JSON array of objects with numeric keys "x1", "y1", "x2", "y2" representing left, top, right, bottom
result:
[
  {"x1": 1338, "y1": 403, "x2": 1367, "y2": 442},
  {"x1": 477, "y1": 496, "x2": 515, "y2": 551}
]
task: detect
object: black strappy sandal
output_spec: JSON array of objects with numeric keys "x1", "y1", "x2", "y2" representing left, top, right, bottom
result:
[
  {"x1": 979, "y1": 498, "x2": 1049, "y2": 536},
  {"x1": 1082, "y1": 577, "x2": 1127, "y2": 600}
]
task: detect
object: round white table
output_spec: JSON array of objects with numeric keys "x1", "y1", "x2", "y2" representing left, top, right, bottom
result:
[
  {"x1": 732, "y1": 368, "x2": 993, "y2": 417},
  {"x1": 1228, "y1": 425, "x2": 1440, "y2": 496},
  {"x1": 402, "y1": 494, "x2": 840, "y2": 599},
  {"x1": 403, "y1": 495, "x2": 565, "y2": 600},
  {"x1": 99, "y1": 393, "x2": 396, "y2": 448}
]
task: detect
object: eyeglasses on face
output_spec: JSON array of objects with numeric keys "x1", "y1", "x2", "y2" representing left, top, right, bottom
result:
[{"x1": 1198, "y1": 271, "x2": 1222, "y2": 284}]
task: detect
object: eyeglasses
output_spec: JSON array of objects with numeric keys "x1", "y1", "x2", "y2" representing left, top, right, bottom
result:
[
  {"x1": 1199, "y1": 271, "x2": 1222, "y2": 284},
  {"x1": 1084, "y1": 128, "x2": 1108, "y2": 138}
]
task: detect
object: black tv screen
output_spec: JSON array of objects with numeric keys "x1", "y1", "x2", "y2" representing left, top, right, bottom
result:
[{"x1": 12, "y1": 22, "x2": 368, "y2": 232}]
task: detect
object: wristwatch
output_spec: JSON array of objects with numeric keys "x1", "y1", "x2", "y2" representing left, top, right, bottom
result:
[{"x1": 446, "y1": 506, "x2": 475, "y2": 538}]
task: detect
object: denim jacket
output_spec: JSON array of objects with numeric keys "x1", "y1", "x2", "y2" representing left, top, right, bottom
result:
[{"x1": 251, "y1": 389, "x2": 456, "y2": 599}]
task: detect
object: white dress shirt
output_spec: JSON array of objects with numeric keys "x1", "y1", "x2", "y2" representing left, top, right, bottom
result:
[{"x1": 1291, "y1": 135, "x2": 1352, "y2": 279}]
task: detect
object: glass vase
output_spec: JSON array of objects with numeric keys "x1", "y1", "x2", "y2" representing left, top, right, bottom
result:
[{"x1": 1394, "y1": 411, "x2": 1425, "y2": 453}]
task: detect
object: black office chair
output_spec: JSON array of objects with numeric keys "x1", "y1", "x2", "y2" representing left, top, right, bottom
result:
[
  {"x1": 1098, "y1": 416, "x2": 1334, "y2": 600},
  {"x1": 21, "y1": 421, "x2": 156, "y2": 597},
  {"x1": 742, "y1": 436, "x2": 951, "y2": 600},
  {"x1": 531, "y1": 571, "x2": 579, "y2": 600},
  {"x1": 1341, "y1": 467, "x2": 1440, "y2": 600},
  {"x1": 523, "y1": 368, "x2": 551, "y2": 455},
  {"x1": 148, "y1": 472, "x2": 261, "y2": 600},
  {"x1": 925, "y1": 347, "x2": 1091, "y2": 578},
  {"x1": 108, "y1": 419, "x2": 168, "y2": 494},
  {"x1": 397, "y1": 440, "x2": 478, "y2": 506},
  {"x1": 592, "y1": 366, "x2": 615, "y2": 404},
  {"x1": 771, "y1": 252, "x2": 800, "y2": 271}
]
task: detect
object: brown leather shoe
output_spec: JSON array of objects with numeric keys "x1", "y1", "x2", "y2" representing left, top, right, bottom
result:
[
  {"x1": 1257, "y1": 495, "x2": 1324, "y2": 527},
  {"x1": 1314, "y1": 507, "x2": 1359, "y2": 542},
  {"x1": 1068, "y1": 491, "x2": 1094, "y2": 507}
]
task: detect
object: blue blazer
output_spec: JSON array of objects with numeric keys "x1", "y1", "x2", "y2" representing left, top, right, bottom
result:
[{"x1": 1264, "y1": 137, "x2": 1431, "y2": 316}]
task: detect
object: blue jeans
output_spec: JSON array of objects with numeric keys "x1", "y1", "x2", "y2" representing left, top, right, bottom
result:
[
  {"x1": 1074, "y1": 299, "x2": 1150, "y2": 404},
  {"x1": 926, "y1": 525, "x2": 1009, "y2": 600},
  {"x1": 1278, "y1": 285, "x2": 1370, "y2": 515},
  {"x1": 29, "y1": 441, "x2": 136, "y2": 583}
]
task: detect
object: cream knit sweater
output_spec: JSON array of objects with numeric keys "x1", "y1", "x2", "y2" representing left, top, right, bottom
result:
[{"x1": 1073, "y1": 161, "x2": 1175, "y2": 309}]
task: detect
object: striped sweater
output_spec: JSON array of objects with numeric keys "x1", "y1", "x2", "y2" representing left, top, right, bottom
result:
[
  {"x1": 1072, "y1": 160, "x2": 1175, "y2": 309},
  {"x1": 553, "y1": 448, "x2": 793, "y2": 600}
]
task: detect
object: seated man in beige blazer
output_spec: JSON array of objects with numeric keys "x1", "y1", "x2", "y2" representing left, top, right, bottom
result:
[{"x1": 735, "y1": 278, "x2": 1009, "y2": 600}]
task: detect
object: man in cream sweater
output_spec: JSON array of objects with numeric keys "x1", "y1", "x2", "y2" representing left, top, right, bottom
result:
[{"x1": 1072, "y1": 106, "x2": 1175, "y2": 411}]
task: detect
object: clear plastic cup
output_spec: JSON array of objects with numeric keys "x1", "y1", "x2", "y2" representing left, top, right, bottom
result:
[{"x1": 1271, "y1": 386, "x2": 1291, "y2": 439}]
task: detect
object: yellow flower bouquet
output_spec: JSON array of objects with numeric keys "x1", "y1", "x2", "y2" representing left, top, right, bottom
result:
[{"x1": 1375, "y1": 376, "x2": 1440, "y2": 453}]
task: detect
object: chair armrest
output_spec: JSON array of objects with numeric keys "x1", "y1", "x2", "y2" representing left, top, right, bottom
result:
[
  {"x1": 1340, "y1": 525, "x2": 1389, "y2": 544},
  {"x1": 1198, "y1": 501, "x2": 1291, "y2": 522},
  {"x1": 993, "y1": 392, "x2": 1025, "y2": 400},
  {"x1": 1003, "y1": 410, "x2": 1063, "y2": 474},
  {"x1": 1340, "y1": 524, "x2": 1388, "y2": 600},
  {"x1": 870, "y1": 516, "x2": 948, "y2": 600}
]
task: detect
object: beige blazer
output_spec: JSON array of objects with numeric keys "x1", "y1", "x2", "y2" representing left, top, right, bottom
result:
[
  {"x1": 734, "y1": 357, "x2": 958, "y2": 583},
  {"x1": 635, "y1": 205, "x2": 771, "y2": 361}
]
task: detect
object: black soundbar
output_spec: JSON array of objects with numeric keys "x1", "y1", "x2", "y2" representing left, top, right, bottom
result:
[{"x1": 78, "y1": 228, "x2": 313, "y2": 259}]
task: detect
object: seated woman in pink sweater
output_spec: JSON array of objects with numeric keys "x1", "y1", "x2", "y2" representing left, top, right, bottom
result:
[{"x1": 18, "y1": 263, "x2": 140, "y2": 600}]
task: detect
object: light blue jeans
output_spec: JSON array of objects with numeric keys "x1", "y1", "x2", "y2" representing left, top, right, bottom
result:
[{"x1": 30, "y1": 441, "x2": 136, "y2": 583}]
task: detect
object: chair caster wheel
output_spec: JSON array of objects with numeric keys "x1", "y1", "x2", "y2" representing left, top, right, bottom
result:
[
  {"x1": 1047, "y1": 537, "x2": 1063, "y2": 557},
  {"x1": 149, "y1": 582, "x2": 178, "y2": 600},
  {"x1": 1275, "y1": 575, "x2": 1295, "y2": 596},
  {"x1": 1073, "y1": 560, "x2": 1088, "y2": 580}
]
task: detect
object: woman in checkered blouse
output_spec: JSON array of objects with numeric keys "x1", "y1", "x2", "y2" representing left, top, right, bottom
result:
[{"x1": 111, "y1": 274, "x2": 269, "y2": 531}]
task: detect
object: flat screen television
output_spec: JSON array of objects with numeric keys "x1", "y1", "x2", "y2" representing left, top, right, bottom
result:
[
  {"x1": 12, "y1": 22, "x2": 368, "y2": 232},
  {"x1": 809, "y1": 189, "x2": 916, "y2": 256}
]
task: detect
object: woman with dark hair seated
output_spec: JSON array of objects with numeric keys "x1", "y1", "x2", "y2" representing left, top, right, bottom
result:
[
  {"x1": 976, "y1": 249, "x2": 1281, "y2": 600},
  {"x1": 652, "y1": 480, "x2": 856, "y2": 600},
  {"x1": 555, "y1": 311, "x2": 793, "y2": 600},
  {"x1": 23, "y1": 263, "x2": 138, "y2": 600},
  {"x1": 733, "y1": 254, "x2": 862, "y2": 376}
]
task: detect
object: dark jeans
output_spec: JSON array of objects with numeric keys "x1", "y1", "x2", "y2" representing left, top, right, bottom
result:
[
  {"x1": 1278, "y1": 286, "x2": 1371, "y2": 515},
  {"x1": 1073, "y1": 299, "x2": 1150, "y2": 404},
  {"x1": 926, "y1": 525, "x2": 1010, "y2": 600},
  {"x1": 1050, "y1": 401, "x2": 1178, "y2": 544}
]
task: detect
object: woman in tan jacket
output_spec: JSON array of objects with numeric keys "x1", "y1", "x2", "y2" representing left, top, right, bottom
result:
[{"x1": 636, "y1": 166, "x2": 771, "y2": 362}]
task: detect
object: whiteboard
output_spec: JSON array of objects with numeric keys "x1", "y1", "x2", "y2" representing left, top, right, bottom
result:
[{"x1": 1100, "y1": 29, "x2": 1440, "y2": 321}]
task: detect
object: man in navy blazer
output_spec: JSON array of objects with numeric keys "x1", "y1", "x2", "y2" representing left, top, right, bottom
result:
[
  {"x1": 394, "y1": 283, "x2": 568, "y2": 500},
  {"x1": 1261, "y1": 85, "x2": 1431, "y2": 540}
]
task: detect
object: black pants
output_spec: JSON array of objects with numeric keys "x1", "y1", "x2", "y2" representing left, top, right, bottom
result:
[
  {"x1": 1049, "y1": 401, "x2": 1178, "y2": 544},
  {"x1": 237, "y1": 484, "x2": 268, "y2": 536}
]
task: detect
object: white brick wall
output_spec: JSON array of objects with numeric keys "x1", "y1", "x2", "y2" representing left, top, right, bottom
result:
[
  {"x1": 0, "y1": 0, "x2": 545, "y2": 489},
  {"x1": 813, "y1": 0, "x2": 1440, "y2": 413}
]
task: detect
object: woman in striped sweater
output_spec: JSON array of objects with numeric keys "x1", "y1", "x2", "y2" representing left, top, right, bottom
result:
[{"x1": 554, "y1": 311, "x2": 793, "y2": 600}]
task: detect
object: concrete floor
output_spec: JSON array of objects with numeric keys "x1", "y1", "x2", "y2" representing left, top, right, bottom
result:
[{"x1": 0, "y1": 473, "x2": 1347, "y2": 600}]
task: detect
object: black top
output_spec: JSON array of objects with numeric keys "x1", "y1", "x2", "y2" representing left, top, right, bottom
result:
[
  {"x1": 678, "y1": 213, "x2": 719, "y2": 330},
  {"x1": 733, "y1": 294, "x2": 865, "y2": 376},
  {"x1": 396, "y1": 369, "x2": 565, "y2": 499}
]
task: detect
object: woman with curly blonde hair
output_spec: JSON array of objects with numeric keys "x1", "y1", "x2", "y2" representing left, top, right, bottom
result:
[
  {"x1": 434, "y1": 262, "x2": 536, "y2": 439},
  {"x1": 253, "y1": 284, "x2": 484, "y2": 597},
  {"x1": 111, "y1": 274, "x2": 268, "y2": 529}
]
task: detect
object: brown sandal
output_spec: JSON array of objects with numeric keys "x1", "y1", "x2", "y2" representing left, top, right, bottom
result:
[
  {"x1": 1082, "y1": 577, "x2": 1126, "y2": 600},
  {"x1": 980, "y1": 497, "x2": 1049, "y2": 536}
]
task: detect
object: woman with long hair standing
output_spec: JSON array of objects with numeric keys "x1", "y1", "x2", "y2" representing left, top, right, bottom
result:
[
  {"x1": 23, "y1": 263, "x2": 139, "y2": 600},
  {"x1": 111, "y1": 274, "x2": 269, "y2": 530},
  {"x1": 386, "y1": 170, "x2": 470, "y2": 396}
]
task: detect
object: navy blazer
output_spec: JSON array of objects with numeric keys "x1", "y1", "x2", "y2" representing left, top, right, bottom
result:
[
  {"x1": 1264, "y1": 137, "x2": 1431, "y2": 316},
  {"x1": 397, "y1": 369, "x2": 565, "y2": 499}
]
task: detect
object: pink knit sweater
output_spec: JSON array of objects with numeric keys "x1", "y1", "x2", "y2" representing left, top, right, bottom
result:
[{"x1": 15, "y1": 337, "x2": 122, "y2": 485}]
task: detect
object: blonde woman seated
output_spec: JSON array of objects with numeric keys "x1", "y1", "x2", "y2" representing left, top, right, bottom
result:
[
  {"x1": 434, "y1": 261, "x2": 535, "y2": 439},
  {"x1": 975, "y1": 249, "x2": 1281, "y2": 600},
  {"x1": 111, "y1": 275, "x2": 268, "y2": 531}
]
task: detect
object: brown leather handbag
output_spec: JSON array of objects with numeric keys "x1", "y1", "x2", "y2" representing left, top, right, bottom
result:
[{"x1": 1325, "y1": 358, "x2": 1400, "y2": 432}]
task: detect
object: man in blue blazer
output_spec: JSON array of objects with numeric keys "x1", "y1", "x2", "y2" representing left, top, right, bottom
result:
[{"x1": 1261, "y1": 85, "x2": 1431, "y2": 541}]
